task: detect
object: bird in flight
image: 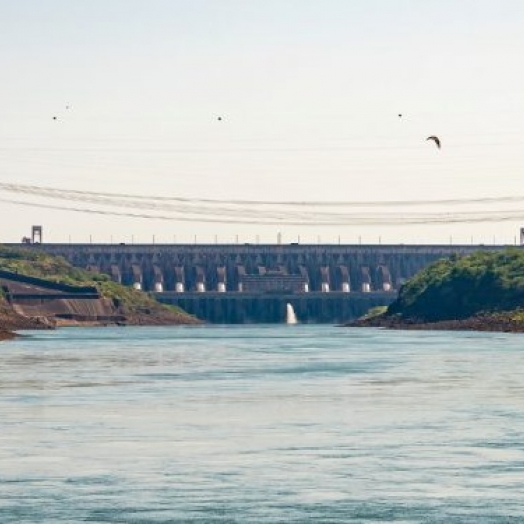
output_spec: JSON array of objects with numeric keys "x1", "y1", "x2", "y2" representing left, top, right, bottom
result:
[{"x1": 426, "y1": 135, "x2": 441, "y2": 149}]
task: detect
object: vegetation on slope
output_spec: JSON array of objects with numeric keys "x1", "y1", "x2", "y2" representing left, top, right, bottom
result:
[
  {"x1": 0, "y1": 245, "x2": 199, "y2": 326},
  {"x1": 0, "y1": 245, "x2": 88, "y2": 282},
  {"x1": 386, "y1": 248, "x2": 524, "y2": 323}
]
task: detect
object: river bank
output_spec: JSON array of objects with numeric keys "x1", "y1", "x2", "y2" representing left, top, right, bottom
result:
[
  {"x1": 348, "y1": 311, "x2": 524, "y2": 333},
  {"x1": 0, "y1": 329, "x2": 17, "y2": 341},
  {"x1": 0, "y1": 297, "x2": 201, "y2": 340}
]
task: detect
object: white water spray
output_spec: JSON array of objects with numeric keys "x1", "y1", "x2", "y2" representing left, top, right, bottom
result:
[{"x1": 286, "y1": 303, "x2": 298, "y2": 324}]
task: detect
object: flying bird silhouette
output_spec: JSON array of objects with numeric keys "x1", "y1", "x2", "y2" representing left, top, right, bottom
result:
[{"x1": 426, "y1": 135, "x2": 441, "y2": 149}]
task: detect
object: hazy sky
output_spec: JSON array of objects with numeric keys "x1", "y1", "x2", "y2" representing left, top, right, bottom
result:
[{"x1": 2, "y1": 0, "x2": 524, "y2": 244}]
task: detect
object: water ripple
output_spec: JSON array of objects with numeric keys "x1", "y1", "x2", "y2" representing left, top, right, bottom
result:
[{"x1": 1, "y1": 325, "x2": 524, "y2": 522}]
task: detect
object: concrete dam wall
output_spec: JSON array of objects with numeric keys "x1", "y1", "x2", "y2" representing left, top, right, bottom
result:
[{"x1": 11, "y1": 243, "x2": 506, "y2": 323}]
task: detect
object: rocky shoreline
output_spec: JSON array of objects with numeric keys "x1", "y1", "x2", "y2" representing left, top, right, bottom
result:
[
  {"x1": 347, "y1": 312, "x2": 524, "y2": 333},
  {"x1": 0, "y1": 300, "x2": 202, "y2": 341},
  {"x1": 0, "y1": 329, "x2": 17, "y2": 341}
]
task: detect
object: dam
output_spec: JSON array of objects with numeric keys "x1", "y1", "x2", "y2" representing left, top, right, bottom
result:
[{"x1": 11, "y1": 242, "x2": 507, "y2": 323}]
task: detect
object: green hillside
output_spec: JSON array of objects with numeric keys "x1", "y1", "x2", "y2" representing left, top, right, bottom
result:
[{"x1": 386, "y1": 248, "x2": 524, "y2": 323}]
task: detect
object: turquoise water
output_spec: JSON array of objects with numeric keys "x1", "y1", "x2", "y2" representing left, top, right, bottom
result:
[{"x1": 1, "y1": 325, "x2": 524, "y2": 523}]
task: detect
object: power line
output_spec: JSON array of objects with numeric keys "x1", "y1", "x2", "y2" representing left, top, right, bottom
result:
[
  {"x1": 3, "y1": 181, "x2": 524, "y2": 207},
  {"x1": 3, "y1": 196, "x2": 524, "y2": 226}
]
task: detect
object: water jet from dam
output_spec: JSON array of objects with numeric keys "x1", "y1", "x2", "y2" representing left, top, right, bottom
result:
[{"x1": 286, "y1": 303, "x2": 298, "y2": 324}]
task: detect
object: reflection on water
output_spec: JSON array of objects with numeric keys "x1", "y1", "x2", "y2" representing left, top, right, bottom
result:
[{"x1": 1, "y1": 325, "x2": 524, "y2": 522}]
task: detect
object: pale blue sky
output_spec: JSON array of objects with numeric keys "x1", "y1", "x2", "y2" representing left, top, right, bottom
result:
[{"x1": 2, "y1": 0, "x2": 524, "y2": 244}]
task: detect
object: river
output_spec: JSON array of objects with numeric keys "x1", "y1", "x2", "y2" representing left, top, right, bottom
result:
[{"x1": 1, "y1": 325, "x2": 523, "y2": 522}]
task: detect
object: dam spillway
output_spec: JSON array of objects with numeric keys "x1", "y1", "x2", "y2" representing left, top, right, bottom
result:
[
  {"x1": 10, "y1": 243, "x2": 508, "y2": 323},
  {"x1": 158, "y1": 291, "x2": 394, "y2": 324}
]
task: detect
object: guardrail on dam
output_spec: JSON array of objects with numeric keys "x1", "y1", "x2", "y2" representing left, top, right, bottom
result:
[{"x1": 11, "y1": 243, "x2": 507, "y2": 323}]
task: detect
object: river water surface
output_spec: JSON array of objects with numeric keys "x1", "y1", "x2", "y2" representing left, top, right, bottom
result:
[{"x1": 1, "y1": 325, "x2": 524, "y2": 522}]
